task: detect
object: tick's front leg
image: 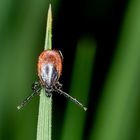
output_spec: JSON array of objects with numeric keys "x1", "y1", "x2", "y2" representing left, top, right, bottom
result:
[{"x1": 56, "y1": 81, "x2": 63, "y2": 89}]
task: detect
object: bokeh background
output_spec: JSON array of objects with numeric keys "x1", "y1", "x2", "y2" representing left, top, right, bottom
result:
[{"x1": 0, "y1": 0, "x2": 140, "y2": 140}]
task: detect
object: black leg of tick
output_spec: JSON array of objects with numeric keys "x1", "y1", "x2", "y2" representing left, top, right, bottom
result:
[
  {"x1": 17, "y1": 81, "x2": 41, "y2": 110},
  {"x1": 54, "y1": 86, "x2": 87, "y2": 111},
  {"x1": 32, "y1": 81, "x2": 42, "y2": 95},
  {"x1": 56, "y1": 81, "x2": 63, "y2": 89}
]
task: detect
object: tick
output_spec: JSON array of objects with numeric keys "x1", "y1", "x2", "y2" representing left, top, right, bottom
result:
[{"x1": 17, "y1": 50, "x2": 87, "y2": 111}]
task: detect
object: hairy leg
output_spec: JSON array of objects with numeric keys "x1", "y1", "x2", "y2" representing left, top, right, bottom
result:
[{"x1": 17, "y1": 81, "x2": 41, "y2": 110}]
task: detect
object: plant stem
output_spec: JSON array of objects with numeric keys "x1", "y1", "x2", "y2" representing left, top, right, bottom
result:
[
  {"x1": 36, "y1": 4, "x2": 52, "y2": 140},
  {"x1": 45, "y1": 4, "x2": 52, "y2": 50}
]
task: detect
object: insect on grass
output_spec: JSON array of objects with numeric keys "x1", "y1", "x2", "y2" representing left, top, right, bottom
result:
[{"x1": 17, "y1": 49, "x2": 87, "y2": 111}]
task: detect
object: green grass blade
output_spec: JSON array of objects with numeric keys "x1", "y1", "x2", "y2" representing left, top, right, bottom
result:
[
  {"x1": 45, "y1": 4, "x2": 52, "y2": 50},
  {"x1": 61, "y1": 37, "x2": 96, "y2": 140},
  {"x1": 90, "y1": 0, "x2": 140, "y2": 140},
  {"x1": 36, "y1": 4, "x2": 52, "y2": 140}
]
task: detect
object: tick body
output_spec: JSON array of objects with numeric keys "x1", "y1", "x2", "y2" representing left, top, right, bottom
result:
[
  {"x1": 38, "y1": 50, "x2": 62, "y2": 91},
  {"x1": 17, "y1": 50, "x2": 87, "y2": 111}
]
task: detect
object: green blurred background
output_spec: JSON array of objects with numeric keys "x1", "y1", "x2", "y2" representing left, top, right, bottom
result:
[{"x1": 0, "y1": 0, "x2": 140, "y2": 140}]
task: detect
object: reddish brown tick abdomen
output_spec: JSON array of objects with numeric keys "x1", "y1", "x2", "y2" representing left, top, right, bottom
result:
[{"x1": 38, "y1": 50, "x2": 62, "y2": 86}]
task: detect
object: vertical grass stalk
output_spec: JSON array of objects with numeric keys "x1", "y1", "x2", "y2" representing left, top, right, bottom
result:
[
  {"x1": 36, "y1": 4, "x2": 52, "y2": 140},
  {"x1": 61, "y1": 37, "x2": 96, "y2": 140},
  {"x1": 89, "y1": 0, "x2": 140, "y2": 140}
]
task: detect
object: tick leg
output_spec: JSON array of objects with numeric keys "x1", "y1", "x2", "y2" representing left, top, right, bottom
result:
[
  {"x1": 58, "y1": 50, "x2": 63, "y2": 61},
  {"x1": 54, "y1": 86, "x2": 87, "y2": 111},
  {"x1": 17, "y1": 81, "x2": 41, "y2": 110},
  {"x1": 56, "y1": 81, "x2": 63, "y2": 89},
  {"x1": 32, "y1": 81, "x2": 42, "y2": 95}
]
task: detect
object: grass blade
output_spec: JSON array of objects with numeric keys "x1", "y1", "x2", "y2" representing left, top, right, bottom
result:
[
  {"x1": 36, "y1": 4, "x2": 52, "y2": 140},
  {"x1": 90, "y1": 0, "x2": 140, "y2": 140},
  {"x1": 61, "y1": 37, "x2": 96, "y2": 140}
]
